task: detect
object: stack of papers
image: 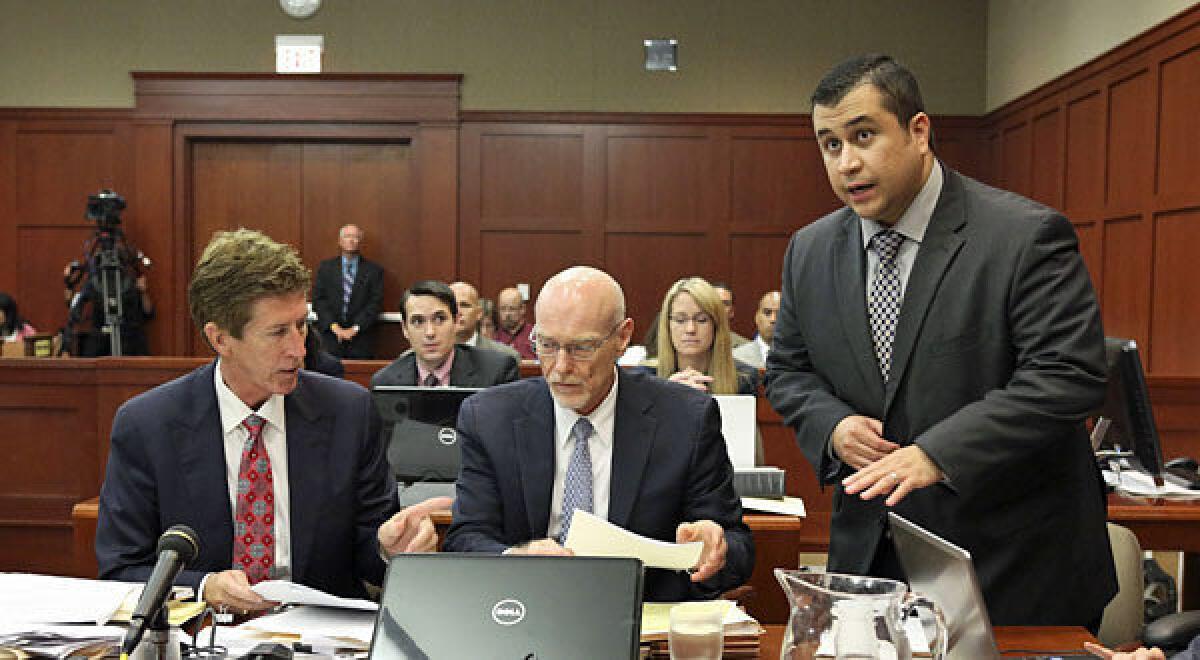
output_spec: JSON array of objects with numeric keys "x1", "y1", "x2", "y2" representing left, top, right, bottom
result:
[
  {"x1": 564, "y1": 510, "x2": 703, "y2": 570},
  {"x1": 638, "y1": 600, "x2": 763, "y2": 658},
  {"x1": 0, "y1": 624, "x2": 126, "y2": 659},
  {"x1": 1105, "y1": 469, "x2": 1200, "y2": 499},
  {"x1": 0, "y1": 573, "x2": 137, "y2": 625}
]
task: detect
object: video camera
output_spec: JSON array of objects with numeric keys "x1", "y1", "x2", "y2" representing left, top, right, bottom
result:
[{"x1": 85, "y1": 189, "x2": 126, "y2": 230}]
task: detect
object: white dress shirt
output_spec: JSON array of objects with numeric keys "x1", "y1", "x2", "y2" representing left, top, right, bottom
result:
[
  {"x1": 860, "y1": 160, "x2": 944, "y2": 303},
  {"x1": 546, "y1": 368, "x2": 620, "y2": 540},
  {"x1": 212, "y1": 359, "x2": 292, "y2": 574}
]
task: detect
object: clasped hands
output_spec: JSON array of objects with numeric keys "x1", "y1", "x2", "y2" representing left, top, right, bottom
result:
[
  {"x1": 510, "y1": 519, "x2": 728, "y2": 583},
  {"x1": 329, "y1": 323, "x2": 359, "y2": 343},
  {"x1": 204, "y1": 496, "x2": 450, "y2": 614},
  {"x1": 834, "y1": 415, "x2": 942, "y2": 507}
]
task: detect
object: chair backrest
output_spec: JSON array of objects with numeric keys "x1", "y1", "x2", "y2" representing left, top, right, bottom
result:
[{"x1": 1098, "y1": 522, "x2": 1145, "y2": 647}]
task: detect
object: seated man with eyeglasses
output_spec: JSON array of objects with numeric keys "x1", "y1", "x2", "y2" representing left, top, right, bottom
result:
[
  {"x1": 370, "y1": 280, "x2": 520, "y2": 388},
  {"x1": 443, "y1": 266, "x2": 753, "y2": 602}
]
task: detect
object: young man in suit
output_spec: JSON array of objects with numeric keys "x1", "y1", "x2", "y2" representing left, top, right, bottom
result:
[
  {"x1": 445, "y1": 266, "x2": 753, "y2": 602},
  {"x1": 311, "y1": 224, "x2": 384, "y2": 359},
  {"x1": 449, "y1": 281, "x2": 520, "y2": 360},
  {"x1": 765, "y1": 54, "x2": 1115, "y2": 627},
  {"x1": 370, "y1": 280, "x2": 519, "y2": 388},
  {"x1": 96, "y1": 229, "x2": 440, "y2": 614}
]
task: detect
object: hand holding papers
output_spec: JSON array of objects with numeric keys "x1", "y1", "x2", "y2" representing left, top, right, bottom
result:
[
  {"x1": 563, "y1": 510, "x2": 704, "y2": 571},
  {"x1": 250, "y1": 580, "x2": 378, "y2": 610}
]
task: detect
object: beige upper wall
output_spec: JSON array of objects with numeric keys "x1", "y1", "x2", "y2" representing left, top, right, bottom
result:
[
  {"x1": 0, "y1": 0, "x2": 989, "y2": 114},
  {"x1": 986, "y1": 0, "x2": 1198, "y2": 111}
]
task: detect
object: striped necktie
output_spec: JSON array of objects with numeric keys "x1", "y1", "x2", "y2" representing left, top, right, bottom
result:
[{"x1": 342, "y1": 260, "x2": 355, "y2": 317}]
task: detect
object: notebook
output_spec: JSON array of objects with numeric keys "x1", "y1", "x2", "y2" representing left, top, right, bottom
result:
[
  {"x1": 368, "y1": 554, "x2": 644, "y2": 659},
  {"x1": 888, "y1": 513, "x2": 1093, "y2": 660}
]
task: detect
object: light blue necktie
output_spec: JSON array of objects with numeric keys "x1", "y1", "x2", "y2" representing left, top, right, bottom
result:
[
  {"x1": 342, "y1": 259, "x2": 355, "y2": 317},
  {"x1": 558, "y1": 417, "x2": 594, "y2": 544},
  {"x1": 868, "y1": 230, "x2": 905, "y2": 381}
]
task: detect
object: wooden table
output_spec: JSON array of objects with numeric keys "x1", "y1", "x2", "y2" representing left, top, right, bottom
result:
[
  {"x1": 73, "y1": 500, "x2": 804, "y2": 624},
  {"x1": 1108, "y1": 492, "x2": 1200, "y2": 609},
  {"x1": 757, "y1": 624, "x2": 1097, "y2": 659}
]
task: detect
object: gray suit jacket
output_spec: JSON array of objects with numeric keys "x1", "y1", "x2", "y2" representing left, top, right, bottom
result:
[
  {"x1": 474, "y1": 334, "x2": 521, "y2": 360},
  {"x1": 765, "y1": 166, "x2": 1115, "y2": 626},
  {"x1": 370, "y1": 344, "x2": 519, "y2": 388}
]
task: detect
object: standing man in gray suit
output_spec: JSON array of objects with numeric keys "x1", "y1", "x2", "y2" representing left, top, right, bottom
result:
[{"x1": 765, "y1": 54, "x2": 1115, "y2": 628}]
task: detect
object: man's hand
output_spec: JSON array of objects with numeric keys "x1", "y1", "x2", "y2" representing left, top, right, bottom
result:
[
  {"x1": 842, "y1": 445, "x2": 943, "y2": 507},
  {"x1": 378, "y1": 496, "x2": 453, "y2": 557},
  {"x1": 831, "y1": 415, "x2": 899, "y2": 470},
  {"x1": 135, "y1": 275, "x2": 149, "y2": 293},
  {"x1": 509, "y1": 539, "x2": 575, "y2": 556},
  {"x1": 330, "y1": 323, "x2": 349, "y2": 342},
  {"x1": 677, "y1": 520, "x2": 727, "y2": 583},
  {"x1": 1083, "y1": 642, "x2": 1166, "y2": 659},
  {"x1": 203, "y1": 570, "x2": 274, "y2": 614},
  {"x1": 668, "y1": 368, "x2": 713, "y2": 392}
]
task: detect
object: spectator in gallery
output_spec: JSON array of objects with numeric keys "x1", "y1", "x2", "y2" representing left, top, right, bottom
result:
[
  {"x1": 0, "y1": 292, "x2": 37, "y2": 342},
  {"x1": 312, "y1": 224, "x2": 384, "y2": 359},
  {"x1": 494, "y1": 286, "x2": 536, "y2": 360},
  {"x1": 711, "y1": 282, "x2": 751, "y2": 349}
]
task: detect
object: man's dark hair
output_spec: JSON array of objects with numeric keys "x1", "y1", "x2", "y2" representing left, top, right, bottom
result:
[
  {"x1": 400, "y1": 280, "x2": 458, "y2": 321},
  {"x1": 811, "y1": 54, "x2": 927, "y2": 130}
]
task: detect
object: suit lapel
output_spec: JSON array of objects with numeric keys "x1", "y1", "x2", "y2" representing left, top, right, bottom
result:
[
  {"x1": 283, "y1": 373, "x2": 333, "y2": 583},
  {"x1": 833, "y1": 217, "x2": 886, "y2": 403},
  {"x1": 608, "y1": 371, "x2": 655, "y2": 527},
  {"x1": 398, "y1": 353, "x2": 417, "y2": 385},
  {"x1": 179, "y1": 362, "x2": 235, "y2": 561},
  {"x1": 449, "y1": 346, "x2": 476, "y2": 385},
  {"x1": 515, "y1": 382, "x2": 556, "y2": 538},
  {"x1": 884, "y1": 169, "x2": 967, "y2": 413}
]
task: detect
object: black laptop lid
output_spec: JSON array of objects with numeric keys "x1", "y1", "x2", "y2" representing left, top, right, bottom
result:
[
  {"x1": 369, "y1": 554, "x2": 645, "y2": 660},
  {"x1": 370, "y1": 386, "x2": 481, "y2": 482}
]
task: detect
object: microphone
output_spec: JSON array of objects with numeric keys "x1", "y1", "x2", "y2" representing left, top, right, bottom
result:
[{"x1": 121, "y1": 525, "x2": 200, "y2": 657}]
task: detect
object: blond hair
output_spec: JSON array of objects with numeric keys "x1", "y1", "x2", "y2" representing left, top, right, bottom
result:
[
  {"x1": 188, "y1": 228, "x2": 311, "y2": 339},
  {"x1": 655, "y1": 277, "x2": 738, "y2": 394}
]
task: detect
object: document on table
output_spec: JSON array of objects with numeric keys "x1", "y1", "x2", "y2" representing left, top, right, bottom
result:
[
  {"x1": 234, "y1": 606, "x2": 377, "y2": 650},
  {"x1": 563, "y1": 510, "x2": 703, "y2": 570},
  {"x1": 1105, "y1": 469, "x2": 1200, "y2": 499},
  {"x1": 0, "y1": 573, "x2": 137, "y2": 624},
  {"x1": 251, "y1": 580, "x2": 379, "y2": 610},
  {"x1": 740, "y1": 496, "x2": 807, "y2": 516}
]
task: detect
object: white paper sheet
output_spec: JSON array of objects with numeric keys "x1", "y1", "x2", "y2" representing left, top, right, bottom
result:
[
  {"x1": 251, "y1": 580, "x2": 379, "y2": 611},
  {"x1": 740, "y1": 496, "x2": 807, "y2": 516},
  {"x1": 1104, "y1": 468, "x2": 1200, "y2": 499},
  {"x1": 563, "y1": 510, "x2": 703, "y2": 570},
  {"x1": 236, "y1": 606, "x2": 377, "y2": 648},
  {"x1": 714, "y1": 395, "x2": 757, "y2": 468},
  {"x1": 0, "y1": 573, "x2": 137, "y2": 625}
]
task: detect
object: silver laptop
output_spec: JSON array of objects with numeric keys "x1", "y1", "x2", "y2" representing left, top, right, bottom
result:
[
  {"x1": 888, "y1": 513, "x2": 1092, "y2": 660},
  {"x1": 369, "y1": 554, "x2": 644, "y2": 659}
]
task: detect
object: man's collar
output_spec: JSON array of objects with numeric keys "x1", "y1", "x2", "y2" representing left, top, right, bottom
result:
[
  {"x1": 860, "y1": 160, "x2": 943, "y2": 247},
  {"x1": 552, "y1": 365, "x2": 619, "y2": 447},
  {"x1": 214, "y1": 358, "x2": 285, "y2": 434}
]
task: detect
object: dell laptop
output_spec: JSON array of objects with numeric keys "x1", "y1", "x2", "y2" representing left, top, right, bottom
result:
[{"x1": 369, "y1": 554, "x2": 645, "y2": 659}]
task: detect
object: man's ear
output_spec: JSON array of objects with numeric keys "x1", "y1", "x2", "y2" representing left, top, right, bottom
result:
[
  {"x1": 203, "y1": 321, "x2": 228, "y2": 356},
  {"x1": 909, "y1": 111, "x2": 932, "y2": 154}
]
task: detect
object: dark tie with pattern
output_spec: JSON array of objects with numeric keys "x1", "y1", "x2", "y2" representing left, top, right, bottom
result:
[
  {"x1": 423, "y1": 372, "x2": 439, "y2": 387},
  {"x1": 234, "y1": 414, "x2": 275, "y2": 583},
  {"x1": 868, "y1": 229, "x2": 905, "y2": 381},
  {"x1": 558, "y1": 417, "x2": 594, "y2": 545},
  {"x1": 342, "y1": 260, "x2": 355, "y2": 317}
]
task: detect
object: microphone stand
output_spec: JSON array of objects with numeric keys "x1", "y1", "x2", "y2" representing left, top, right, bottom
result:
[{"x1": 130, "y1": 605, "x2": 180, "y2": 660}]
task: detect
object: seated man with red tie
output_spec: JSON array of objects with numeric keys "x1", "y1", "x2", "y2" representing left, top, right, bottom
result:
[
  {"x1": 370, "y1": 279, "x2": 519, "y2": 389},
  {"x1": 96, "y1": 229, "x2": 440, "y2": 614}
]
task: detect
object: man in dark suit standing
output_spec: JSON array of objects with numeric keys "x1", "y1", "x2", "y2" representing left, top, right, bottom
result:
[
  {"x1": 312, "y1": 224, "x2": 383, "y2": 359},
  {"x1": 765, "y1": 55, "x2": 1115, "y2": 627},
  {"x1": 371, "y1": 280, "x2": 519, "y2": 388},
  {"x1": 96, "y1": 229, "x2": 440, "y2": 615},
  {"x1": 445, "y1": 266, "x2": 753, "y2": 602}
]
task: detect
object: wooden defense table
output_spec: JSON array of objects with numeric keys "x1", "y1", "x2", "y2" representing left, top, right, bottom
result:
[
  {"x1": 1108, "y1": 492, "x2": 1200, "y2": 609},
  {"x1": 72, "y1": 499, "x2": 805, "y2": 624}
]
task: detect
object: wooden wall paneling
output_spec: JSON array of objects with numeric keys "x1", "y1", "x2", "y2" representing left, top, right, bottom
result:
[
  {"x1": 1100, "y1": 215, "x2": 1153, "y2": 350},
  {"x1": 0, "y1": 120, "x2": 15, "y2": 294},
  {"x1": 17, "y1": 226, "x2": 95, "y2": 339},
  {"x1": 604, "y1": 127, "x2": 716, "y2": 234},
  {"x1": 478, "y1": 231, "x2": 590, "y2": 313},
  {"x1": 1150, "y1": 209, "x2": 1200, "y2": 376},
  {"x1": 132, "y1": 121, "x2": 177, "y2": 355},
  {"x1": 1030, "y1": 107, "x2": 1064, "y2": 210},
  {"x1": 605, "y1": 233, "x2": 715, "y2": 341},
  {"x1": 1064, "y1": 91, "x2": 1106, "y2": 219},
  {"x1": 414, "y1": 124, "x2": 459, "y2": 284},
  {"x1": 730, "y1": 235, "x2": 793, "y2": 308},
  {"x1": 986, "y1": 130, "x2": 1003, "y2": 189},
  {"x1": 728, "y1": 131, "x2": 831, "y2": 234},
  {"x1": 1151, "y1": 378, "x2": 1200, "y2": 462},
  {"x1": 478, "y1": 131, "x2": 586, "y2": 232},
  {"x1": 1105, "y1": 69, "x2": 1155, "y2": 211},
  {"x1": 1157, "y1": 45, "x2": 1200, "y2": 204},
  {"x1": 932, "y1": 118, "x2": 986, "y2": 180},
  {"x1": 1000, "y1": 121, "x2": 1032, "y2": 199}
]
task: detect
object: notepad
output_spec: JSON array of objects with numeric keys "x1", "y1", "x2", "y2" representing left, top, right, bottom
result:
[{"x1": 563, "y1": 510, "x2": 703, "y2": 570}]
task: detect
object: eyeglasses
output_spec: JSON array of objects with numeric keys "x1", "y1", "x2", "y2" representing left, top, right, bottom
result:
[
  {"x1": 497, "y1": 305, "x2": 524, "y2": 314},
  {"x1": 406, "y1": 312, "x2": 452, "y2": 329},
  {"x1": 668, "y1": 313, "x2": 712, "y2": 326},
  {"x1": 532, "y1": 323, "x2": 621, "y2": 362}
]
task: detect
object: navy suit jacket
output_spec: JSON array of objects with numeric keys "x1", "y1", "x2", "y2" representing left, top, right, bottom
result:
[
  {"x1": 765, "y1": 166, "x2": 1115, "y2": 625},
  {"x1": 96, "y1": 361, "x2": 398, "y2": 597},
  {"x1": 369, "y1": 344, "x2": 519, "y2": 388},
  {"x1": 444, "y1": 368, "x2": 754, "y2": 601},
  {"x1": 312, "y1": 256, "x2": 384, "y2": 358}
]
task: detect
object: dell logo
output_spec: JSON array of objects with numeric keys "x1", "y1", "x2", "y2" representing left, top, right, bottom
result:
[
  {"x1": 437, "y1": 427, "x2": 457, "y2": 446},
  {"x1": 491, "y1": 599, "x2": 526, "y2": 626}
]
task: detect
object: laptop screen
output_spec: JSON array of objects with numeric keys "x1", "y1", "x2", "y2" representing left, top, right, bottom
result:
[
  {"x1": 369, "y1": 554, "x2": 644, "y2": 659},
  {"x1": 370, "y1": 386, "x2": 482, "y2": 482}
]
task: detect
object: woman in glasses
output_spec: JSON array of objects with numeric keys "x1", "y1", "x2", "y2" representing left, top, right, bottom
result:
[{"x1": 650, "y1": 277, "x2": 759, "y2": 395}]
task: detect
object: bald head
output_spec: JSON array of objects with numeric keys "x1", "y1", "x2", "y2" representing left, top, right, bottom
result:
[
  {"x1": 536, "y1": 266, "x2": 626, "y2": 328},
  {"x1": 450, "y1": 281, "x2": 482, "y2": 342},
  {"x1": 496, "y1": 287, "x2": 526, "y2": 333},
  {"x1": 338, "y1": 224, "x2": 363, "y2": 256}
]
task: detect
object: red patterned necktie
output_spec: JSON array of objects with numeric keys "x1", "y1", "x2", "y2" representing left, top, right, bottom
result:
[{"x1": 234, "y1": 414, "x2": 275, "y2": 583}]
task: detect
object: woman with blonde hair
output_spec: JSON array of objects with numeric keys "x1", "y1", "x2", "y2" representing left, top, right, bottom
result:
[{"x1": 652, "y1": 277, "x2": 758, "y2": 395}]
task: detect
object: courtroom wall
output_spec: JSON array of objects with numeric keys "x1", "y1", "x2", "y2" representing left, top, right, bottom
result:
[
  {"x1": 986, "y1": 0, "x2": 1197, "y2": 110},
  {"x1": 0, "y1": 0, "x2": 990, "y2": 113}
]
